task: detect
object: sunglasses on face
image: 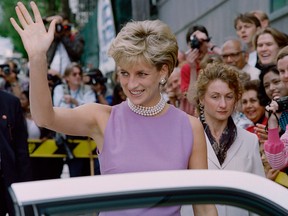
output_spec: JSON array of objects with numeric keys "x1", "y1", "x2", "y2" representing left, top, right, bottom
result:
[{"x1": 71, "y1": 72, "x2": 82, "y2": 77}]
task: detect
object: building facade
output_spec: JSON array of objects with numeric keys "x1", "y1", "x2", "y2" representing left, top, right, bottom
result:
[{"x1": 156, "y1": 0, "x2": 288, "y2": 51}]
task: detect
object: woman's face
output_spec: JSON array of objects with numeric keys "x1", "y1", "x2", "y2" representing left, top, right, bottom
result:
[
  {"x1": 263, "y1": 71, "x2": 288, "y2": 99},
  {"x1": 118, "y1": 61, "x2": 167, "y2": 107},
  {"x1": 278, "y1": 55, "x2": 288, "y2": 89},
  {"x1": 256, "y1": 33, "x2": 280, "y2": 65},
  {"x1": 236, "y1": 21, "x2": 258, "y2": 45},
  {"x1": 201, "y1": 79, "x2": 236, "y2": 123},
  {"x1": 19, "y1": 93, "x2": 29, "y2": 109},
  {"x1": 241, "y1": 89, "x2": 265, "y2": 123}
]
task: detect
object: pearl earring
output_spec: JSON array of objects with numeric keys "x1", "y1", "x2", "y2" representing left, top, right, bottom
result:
[{"x1": 160, "y1": 78, "x2": 166, "y2": 85}]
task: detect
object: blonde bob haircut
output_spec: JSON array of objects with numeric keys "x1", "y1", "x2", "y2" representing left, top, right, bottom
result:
[
  {"x1": 108, "y1": 20, "x2": 178, "y2": 76},
  {"x1": 191, "y1": 62, "x2": 243, "y2": 113}
]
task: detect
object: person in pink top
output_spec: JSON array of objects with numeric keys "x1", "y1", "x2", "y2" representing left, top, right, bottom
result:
[
  {"x1": 264, "y1": 46, "x2": 288, "y2": 171},
  {"x1": 10, "y1": 2, "x2": 218, "y2": 215}
]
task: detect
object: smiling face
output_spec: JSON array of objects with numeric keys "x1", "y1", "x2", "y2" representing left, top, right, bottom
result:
[
  {"x1": 201, "y1": 79, "x2": 236, "y2": 123},
  {"x1": 278, "y1": 55, "x2": 288, "y2": 89},
  {"x1": 263, "y1": 71, "x2": 288, "y2": 99},
  {"x1": 256, "y1": 33, "x2": 280, "y2": 65},
  {"x1": 241, "y1": 89, "x2": 265, "y2": 123},
  {"x1": 118, "y1": 61, "x2": 168, "y2": 107}
]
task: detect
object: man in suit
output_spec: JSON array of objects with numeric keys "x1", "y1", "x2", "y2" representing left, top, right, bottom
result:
[{"x1": 0, "y1": 90, "x2": 32, "y2": 216}]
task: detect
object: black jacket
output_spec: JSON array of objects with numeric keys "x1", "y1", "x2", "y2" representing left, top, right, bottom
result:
[{"x1": 0, "y1": 90, "x2": 32, "y2": 186}]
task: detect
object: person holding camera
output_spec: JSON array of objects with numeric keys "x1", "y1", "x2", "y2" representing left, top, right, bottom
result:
[
  {"x1": 44, "y1": 13, "x2": 84, "y2": 80},
  {"x1": 0, "y1": 59, "x2": 29, "y2": 98},
  {"x1": 83, "y1": 68, "x2": 111, "y2": 105},
  {"x1": 264, "y1": 46, "x2": 288, "y2": 171},
  {"x1": 180, "y1": 25, "x2": 220, "y2": 116},
  {"x1": 53, "y1": 62, "x2": 95, "y2": 177}
]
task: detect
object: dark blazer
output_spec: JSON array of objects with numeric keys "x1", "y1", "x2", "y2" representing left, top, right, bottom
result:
[{"x1": 0, "y1": 90, "x2": 32, "y2": 214}]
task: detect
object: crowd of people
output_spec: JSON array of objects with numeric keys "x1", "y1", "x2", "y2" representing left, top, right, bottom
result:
[{"x1": 0, "y1": 1, "x2": 288, "y2": 215}]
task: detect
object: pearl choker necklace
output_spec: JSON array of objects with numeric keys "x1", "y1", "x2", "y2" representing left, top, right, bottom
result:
[{"x1": 127, "y1": 94, "x2": 166, "y2": 116}]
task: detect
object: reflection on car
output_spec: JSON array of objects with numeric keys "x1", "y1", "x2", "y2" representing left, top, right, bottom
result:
[{"x1": 9, "y1": 170, "x2": 288, "y2": 216}]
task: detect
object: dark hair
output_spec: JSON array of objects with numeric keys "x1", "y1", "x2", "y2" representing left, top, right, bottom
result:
[
  {"x1": 243, "y1": 79, "x2": 265, "y2": 106},
  {"x1": 185, "y1": 25, "x2": 209, "y2": 44},
  {"x1": 22, "y1": 90, "x2": 29, "y2": 100},
  {"x1": 5, "y1": 59, "x2": 19, "y2": 74},
  {"x1": 111, "y1": 83, "x2": 126, "y2": 105},
  {"x1": 86, "y1": 68, "x2": 107, "y2": 85},
  {"x1": 258, "y1": 64, "x2": 279, "y2": 105}
]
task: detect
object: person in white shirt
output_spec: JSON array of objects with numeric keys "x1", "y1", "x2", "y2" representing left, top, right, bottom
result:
[{"x1": 53, "y1": 62, "x2": 95, "y2": 177}]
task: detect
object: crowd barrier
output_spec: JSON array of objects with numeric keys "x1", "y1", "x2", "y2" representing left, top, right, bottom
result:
[{"x1": 28, "y1": 139, "x2": 97, "y2": 158}]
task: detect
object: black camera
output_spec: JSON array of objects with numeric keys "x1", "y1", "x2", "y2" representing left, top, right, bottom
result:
[
  {"x1": 190, "y1": 35, "x2": 201, "y2": 49},
  {"x1": 56, "y1": 23, "x2": 72, "y2": 33},
  {"x1": 92, "y1": 76, "x2": 107, "y2": 85},
  {"x1": 85, "y1": 68, "x2": 107, "y2": 85},
  {"x1": 0, "y1": 64, "x2": 10, "y2": 75},
  {"x1": 275, "y1": 96, "x2": 288, "y2": 112}
]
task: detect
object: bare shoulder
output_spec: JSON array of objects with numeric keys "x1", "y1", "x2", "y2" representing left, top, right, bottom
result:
[
  {"x1": 186, "y1": 114, "x2": 204, "y2": 132},
  {"x1": 186, "y1": 114, "x2": 208, "y2": 170}
]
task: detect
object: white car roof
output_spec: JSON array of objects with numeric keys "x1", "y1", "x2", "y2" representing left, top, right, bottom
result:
[{"x1": 10, "y1": 169, "x2": 288, "y2": 209}]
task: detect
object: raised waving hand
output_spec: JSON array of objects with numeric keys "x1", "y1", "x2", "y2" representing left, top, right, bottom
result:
[{"x1": 10, "y1": 1, "x2": 56, "y2": 58}]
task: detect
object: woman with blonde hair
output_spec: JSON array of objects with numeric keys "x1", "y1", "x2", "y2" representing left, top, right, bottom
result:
[{"x1": 11, "y1": 2, "x2": 217, "y2": 215}]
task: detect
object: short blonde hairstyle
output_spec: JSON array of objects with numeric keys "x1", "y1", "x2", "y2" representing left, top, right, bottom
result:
[{"x1": 108, "y1": 20, "x2": 178, "y2": 76}]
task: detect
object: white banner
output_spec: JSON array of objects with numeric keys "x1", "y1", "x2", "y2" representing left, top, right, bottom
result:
[{"x1": 97, "y1": 0, "x2": 116, "y2": 75}]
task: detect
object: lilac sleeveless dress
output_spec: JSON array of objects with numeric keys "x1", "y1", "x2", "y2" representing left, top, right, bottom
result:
[{"x1": 98, "y1": 101, "x2": 193, "y2": 215}]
